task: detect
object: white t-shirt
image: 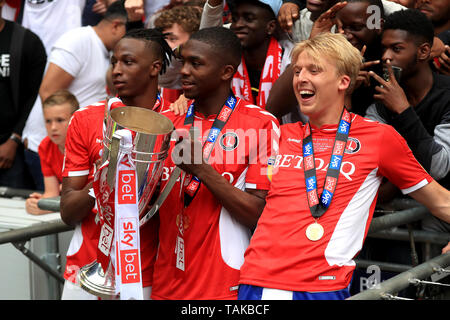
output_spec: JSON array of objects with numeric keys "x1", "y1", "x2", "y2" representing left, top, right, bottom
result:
[
  {"x1": 21, "y1": 0, "x2": 85, "y2": 152},
  {"x1": 24, "y1": 26, "x2": 109, "y2": 152},
  {"x1": 49, "y1": 26, "x2": 109, "y2": 108},
  {"x1": 22, "y1": 0, "x2": 85, "y2": 56}
]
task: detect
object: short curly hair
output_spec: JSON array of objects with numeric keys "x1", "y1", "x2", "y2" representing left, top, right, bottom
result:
[
  {"x1": 383, "y1": 9, "x2": 434, "y2": 46},
  {"x1": 154, "y1": 5, "x2": 202, "y2": 35}
]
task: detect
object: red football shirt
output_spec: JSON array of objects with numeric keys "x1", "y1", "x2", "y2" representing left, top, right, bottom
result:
[
  {"x1": 239, "y1": 114, "x2": 433, "y2": 292},
  {"x1": 151, "y1": 98, "x2": 280, "y2": 299},
  {"x1": 62, "y1": 99, "x2": 168, "y2": 286},
  {"x1": 38, "y1": 136, "x2": 64, "y2": 182}
]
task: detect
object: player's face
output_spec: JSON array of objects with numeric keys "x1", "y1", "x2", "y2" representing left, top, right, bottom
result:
[
  {"x1": 230, "y1": 3, "x2": 274, "y2": 49},
  {"x1": 164, "y1": 23, "x2": 191, "y2": 49},
  {"x1": 110, "y1": 38, "x2": 157, "y2": 99},
  {"x1": 415, "y1": 0, "x2": 450, "y2": 24},
  {"x1": 292, "y1": 51, "x2": 348, "y2": 125},
  {"x1": 381, "y1": 29, "x2": 419, "y2": 78},
  {"x1": 43, "y1": 103, "x2": 73, "y2": 148},
  {"x1": 180, "y1": 39, "x2": 225, "y2": 100},
  {"x1": 336, "y1": 2, "x2": 380, "y2": 51}
]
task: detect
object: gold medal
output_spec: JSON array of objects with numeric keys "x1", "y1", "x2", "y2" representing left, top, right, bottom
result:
[{"x1": 306, "y1": 222, "x2": 324, "y2": 241}]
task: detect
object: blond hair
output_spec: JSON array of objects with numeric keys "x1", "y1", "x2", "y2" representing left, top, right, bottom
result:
[
  {"x1": 291, "y1": 33, "x2": 363, "y2": 93},
  {"x1": 43, "y1": 89, "x2": 79, "y2": 114}
]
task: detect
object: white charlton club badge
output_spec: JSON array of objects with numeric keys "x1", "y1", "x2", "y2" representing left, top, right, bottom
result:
[{"x1": 219, "y1": 132, "x2": 239, "y2": 151}]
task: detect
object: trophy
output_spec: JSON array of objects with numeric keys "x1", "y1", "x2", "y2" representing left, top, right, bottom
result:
[{"x1": 77, "y1": 101, "x2": 180, "y2": 299}]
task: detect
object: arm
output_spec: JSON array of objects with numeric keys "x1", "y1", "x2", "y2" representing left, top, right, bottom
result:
[
  {"x1": 199, "y1": 0, "x2": 224, "y2": 29},
  {"x1": 369, "y1": 63, "x2": 450, "y2": 178},
  {"x1": 15, "y1": 29, "x2": 47, "y2": 138},
  {"x1": 39, "y1": 63, "x2": 75, "y2": 102},
  {"x1": 187, "y1": 164, "x2": 267, "y2": 229},
  {"x1": 26, "y1": 176, "x2": 61, "y2": 215},
  {"x1": 278, "y1": 2, "x2": 300, "y2": 33},
  {"x1": 60, "y1": 175, "x2": 95, "y2": 226},
  {"x1": 309, "y1": 2, "x2": 347, "y2": 39},
  {"x1": 365, "y1": 103, "x2": 387, "y2": 123},
  {"x1": 175, "y1": 135, "x2": 267, "y2": 229},
  {"x1": 408, "y1": 180, "x2": 450, "y2": 224},
  {"x1": 433, "y1": 45, "x2": 450, "y2": 76}
]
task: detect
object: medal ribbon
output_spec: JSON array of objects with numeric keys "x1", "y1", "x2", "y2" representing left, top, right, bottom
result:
[
  {"x1": 231, "y1": 37, "x2": 282, "y2": 109},
  {"x1": 174, "y1": 93, "x2": 237, "y2": 272},
  {"x1": 182, "y1": 93, "x2": 238, "y2": 207},
  {"x1": 303, "y1": 108, "x2": 352, "y2": 218},
  {"x1": 113, "y1": 130, "x2": 143, "y2": 300},
  {"x1": 94, "y1": 160, "x2": 115, "y2": 270}
]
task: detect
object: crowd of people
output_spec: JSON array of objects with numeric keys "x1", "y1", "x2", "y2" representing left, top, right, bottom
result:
[{"x1": 1, "y1": 0, "x2": 450, "y2": 300}]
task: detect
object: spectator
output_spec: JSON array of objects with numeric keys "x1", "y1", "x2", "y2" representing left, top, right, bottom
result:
[
  {"x1": 0, "y1": 0, "x2": 46, "y2": 190},
  {"x1": 415, "y1": 0, "x2": 450, "y2": 75},
  {"x1": 278, "y1": 0, "x2": 404, "y2": 41},
  {"x1": 366, "y1": 9, "x2": 450, "y2": 191},
  {"x1": 39, "y1": 1, "x2": 127, "y2": 106},
  {"x1": 151, "y1": 27, "x2": 279, "y2": 300},
  {"x1": 334, "y1": 0, "x2": 385, "y2": 115},
  {"x1": 201, "y1": 0, "x2": 293, "y2": 110},
  {"x1": 60, "y1": 28, "x2": 173, "y2": 299},
  {"x1": 145, "y1": 0, "x2": 205, "y2": 28},
  {"x1": 154, "y1": 5, "x2": 202, "y2": 103},
  {"x1": 238, "y1": 32, "x2": 450, "y2": 300},
  {"x1": 25, "y1": 90, "x2": 79, "y2": 215},
  {"x1": 365, "y1": 9, "x2": 450, "y2": 254},
  {"x1": 415, "y1": 0, "x2": 450, "y2": 36},
  {"x1": 20, "y1": 0, "x2": 85, "y2": 192},
  {"x1": 264, "y1": 0, "x2": 405, "y2": 122}
]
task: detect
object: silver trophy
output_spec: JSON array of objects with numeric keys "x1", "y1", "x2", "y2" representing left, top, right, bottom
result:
[{"x1": 78, "y1": 104, "x2": 179, "y2": 299}]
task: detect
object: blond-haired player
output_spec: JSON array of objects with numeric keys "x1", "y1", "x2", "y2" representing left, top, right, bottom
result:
[{"x1": 238, "y1": 32, "x2": 450, "y2": 300}]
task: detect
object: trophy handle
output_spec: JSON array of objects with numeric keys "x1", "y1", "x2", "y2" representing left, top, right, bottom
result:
[
  {"x1": 139, "y1": 166, "x2": 181, "y2": 226},
  {"x1": 139, "y1": 126, "x2": 197, "y2": 226},
  {"x1": 106, "y1": 133, "x2": 122, "y2": 189}
]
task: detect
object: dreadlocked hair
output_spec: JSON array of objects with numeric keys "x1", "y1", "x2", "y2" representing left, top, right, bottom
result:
[{"x1": 123, "y1": 28, "x2": 174, "y2": 75}]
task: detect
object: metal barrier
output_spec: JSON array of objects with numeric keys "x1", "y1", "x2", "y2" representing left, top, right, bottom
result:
[
  {"x1": 2, "y1": 188, "x2": 449, "y2": 300},
  {"x1": 0, "y1": 189, "x2": 72, "y2": 298},
  {"x1": 349, "y1": 199, "x2": 450, "y2": 300},
  {"x1": 349, "y1": 253, "x2": 450, "y2": 300}
]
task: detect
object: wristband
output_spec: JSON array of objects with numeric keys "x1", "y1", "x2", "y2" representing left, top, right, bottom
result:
[{"x1": 9, "y1": 134, "x2": 22, "y2": 145}]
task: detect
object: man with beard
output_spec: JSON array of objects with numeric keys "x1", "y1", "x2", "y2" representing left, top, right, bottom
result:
[
  {"x1": 415, "y1": 0, "x2": 450, "y2": 74},
  {"x1": 366, "y1": 9, "x2": 450, "y2": 255}
]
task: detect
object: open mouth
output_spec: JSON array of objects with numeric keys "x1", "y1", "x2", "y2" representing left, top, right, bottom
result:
[{"x1": 299, "y1": 89, "x2": 315, "y2": 100}]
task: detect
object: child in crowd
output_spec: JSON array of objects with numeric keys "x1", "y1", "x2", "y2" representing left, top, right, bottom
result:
[{"x1": 25, "y1": 90, "x2": 79, "y2": 215}]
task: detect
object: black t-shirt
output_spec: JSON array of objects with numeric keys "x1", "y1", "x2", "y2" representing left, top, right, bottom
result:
[
  {"x1": 375, "y1": 72, "x2": 450, "y2": 188},
  {"x1": 437, "y1": 29, "x2": 450, "y2": 45},
  {"x1": 0, "y1": 20, "x2": 15, "y2": 142}
]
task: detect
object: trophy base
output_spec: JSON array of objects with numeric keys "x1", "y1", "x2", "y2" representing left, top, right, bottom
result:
[{"x1": 78, "y1": 261, "x2": 118, "y2": 299}]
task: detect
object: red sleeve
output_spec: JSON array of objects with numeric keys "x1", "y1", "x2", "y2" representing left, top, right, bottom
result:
[
  {"x1": 378, "y1": 124, "x2": 433, "y2": 194},
  {"x1": 38, "y1": 137, "x2": 54, "y2": 177},
  {"x1": 62, "y1": 112, "x2": 91, "y2": 178},
  {"x1": 245, "y1": 115, "x2": 280, "y2": 191}
]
